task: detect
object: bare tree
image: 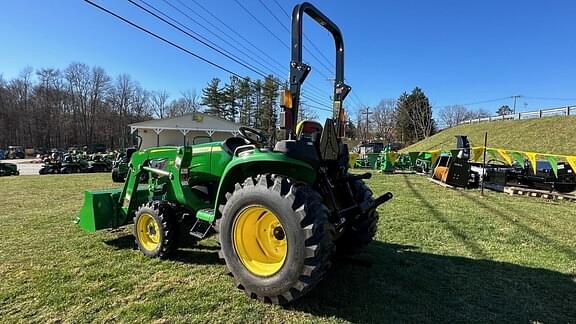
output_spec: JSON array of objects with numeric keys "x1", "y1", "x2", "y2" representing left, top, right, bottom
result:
[
  {"x1": 439, "y1": 105, "x2": 470, "y2": 128},
  {"x1": 468, "y1": 108, "x2": 491, "y2": 119},
  {"x1": 151, "y1": 90, "x2": 170, "y2": 119},
  {"x1": 372, "y1": 99, "x2": 396, "y2": 142},
  {"x1": 168, "y1": 89, "x2": 200, "y2": 117}
]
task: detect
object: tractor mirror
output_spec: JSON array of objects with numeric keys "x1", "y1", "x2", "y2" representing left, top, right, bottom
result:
[{"x1": 279, "y1": 89, "x2": 292, "y2": 109}]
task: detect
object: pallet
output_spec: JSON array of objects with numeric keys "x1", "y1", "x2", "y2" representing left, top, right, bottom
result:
[
  {"x1": 427, "y1": 177, "x2": 463, "y2": 190},
  {"x1": 487, "y1": 185, "x2": 576, "y2": 202}
]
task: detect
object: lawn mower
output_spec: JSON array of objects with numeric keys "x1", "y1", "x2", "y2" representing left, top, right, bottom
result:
[{"x1": 77, "y1": 2, "x2": 392, "y2": 304}]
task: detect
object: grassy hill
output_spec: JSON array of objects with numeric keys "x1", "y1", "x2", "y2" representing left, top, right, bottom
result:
[{"x1": 402, "y1": 116, "x2": 576, "y2": 155}]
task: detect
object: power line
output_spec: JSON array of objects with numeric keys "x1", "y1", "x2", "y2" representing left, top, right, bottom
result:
[
  {"x1": 232, "y1": 0, "x2": 290, "y2": 50},
  {"x1": 436, "y1": 96, "x2": 511, "y2": 107},
  {"x1": 83, "y1": 0, "x2": 245, "y2": 80},
  {"x1": 270, "y1": 0, "x2": 334, "y2": 75},
  {"x1": 177, "y1": 0, "x2": 288, "y2": 77},
  {"x1": 128, "y1": 0, "x2": 270, "y2": 79},
  {"x1": 300, "y1": 101, "x2": 332, "y2": 113},
  {"x1": 257, "y1": 0, "x2": 335, "y2": 78},
  {"x1": 158, "y1": 0, "x2": 284, "y2": 78},
  {"x1": 269, "y1": 0, "x2": 366, "y2": 115},
  {"x1": 136, "y1": 0, "x2": 276, "y2": 80},
  {"x1": 139, "y1": 0, "x2": 331, "y2": 108},
  {"x1": 85, "y1": 0, "x2": 336, "y2": 117},
  {"x1": 301, "y1": 94, "x2": 332, "y2": 110}
]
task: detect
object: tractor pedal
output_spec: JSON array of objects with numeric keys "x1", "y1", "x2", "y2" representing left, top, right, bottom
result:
[{"x1": 190, "y1": 209, "x2": 214, "y2": 239}]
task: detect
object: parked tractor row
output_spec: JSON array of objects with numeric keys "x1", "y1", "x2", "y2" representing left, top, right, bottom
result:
[{"x1": 39, "y1": 151, "x2": 114, "y2": 175}]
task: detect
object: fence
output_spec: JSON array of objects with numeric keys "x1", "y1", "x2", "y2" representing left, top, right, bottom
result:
[{"x1": 457, "y1": 106, "x2": 575, "y2": 126}]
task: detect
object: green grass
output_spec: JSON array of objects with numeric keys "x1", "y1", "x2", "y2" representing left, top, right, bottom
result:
[
  {"x1": 1, "y1": 173, "x2": 575, "y2": 322},
  {"x1": 402, "y1": 116, "x2": 576, "y2": 155}
]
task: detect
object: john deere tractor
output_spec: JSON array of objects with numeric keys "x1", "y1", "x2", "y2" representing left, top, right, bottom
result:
[{"x1": 77, "y1": 2, "x2": 392, "y2": 304}]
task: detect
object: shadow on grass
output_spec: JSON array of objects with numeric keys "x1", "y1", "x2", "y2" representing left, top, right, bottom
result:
[
  {"x1": 401, "y1": 175, "x2": 487, "y2": 258},
  {"x1": 104, "y1": 234, "x2": 223, "y2": 265},
  {"x1": 458, "y1": 190, "x2": 576, "y2": 259},
  {"x1": 293, "y1": 242, "x2": 576, "y2": 323}
]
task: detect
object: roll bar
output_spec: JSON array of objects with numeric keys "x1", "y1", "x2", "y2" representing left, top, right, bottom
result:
[{"x1": 287, "y1": 2, "x2": 351, "y2": 138}]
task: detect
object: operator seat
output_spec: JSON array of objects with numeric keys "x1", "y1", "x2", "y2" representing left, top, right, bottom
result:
[
  {"x1": 296, "y1": 120, "x2": 323, "y2": 145},
  {"x1": 222, "y1": 136, "x2": 250, "y2": 155},
  {"x1": 272, "y1": 120, "x2": 323, "y2": 168}
]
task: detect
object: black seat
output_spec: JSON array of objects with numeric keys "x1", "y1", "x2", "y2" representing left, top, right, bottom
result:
[
  {"x1": 273, "y1": 140, "x2": 320, "y2": 169},
  {"x1": 222, "y1": 137, "x2": 250, "y2": 155}
]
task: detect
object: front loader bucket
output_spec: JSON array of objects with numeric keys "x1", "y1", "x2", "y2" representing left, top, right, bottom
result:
[{"x1": 77, "y1": 189, "x2": 124, "y2": 232}]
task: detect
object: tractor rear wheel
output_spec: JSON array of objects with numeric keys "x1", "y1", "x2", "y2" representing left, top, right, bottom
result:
[
  {"x1": 133, "y1": 201, "x2": 176, "y2": 258},
  {"x1": 335, "y1": 180, "x2": 379, "y2": 255},
  {"x1": 217, "y1": 175, "x2": 334, "y2": 304}
]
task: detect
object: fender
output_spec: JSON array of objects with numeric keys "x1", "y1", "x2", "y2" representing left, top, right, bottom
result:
[{"x1": 211, "y1": 148, "x2": 316, "y2": 221}]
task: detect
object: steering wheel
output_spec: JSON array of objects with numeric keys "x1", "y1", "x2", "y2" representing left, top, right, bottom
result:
[{"x1": 239, "y1": 126, "x2": 268, "y2": 146}]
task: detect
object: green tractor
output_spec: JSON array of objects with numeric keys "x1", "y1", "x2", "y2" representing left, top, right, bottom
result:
[{"x1": 77, "y1": 2, "x2": 392, "y2": 304}]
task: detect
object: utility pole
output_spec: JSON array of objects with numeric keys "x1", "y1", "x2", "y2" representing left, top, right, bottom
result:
[
  {"x1": 511, "y1": 95, "x2": 522, "y2": 114},
  {"x1": 360, "y1": 106, "x2": 372, "y2": 140}
]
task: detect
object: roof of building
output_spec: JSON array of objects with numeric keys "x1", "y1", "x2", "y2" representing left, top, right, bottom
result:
[{"x1": 129, "y1": 113, "x2": 243, "y2": 133}]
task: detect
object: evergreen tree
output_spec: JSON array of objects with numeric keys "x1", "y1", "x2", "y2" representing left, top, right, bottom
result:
[
  {"x1": 201, "y1": 78, "x2": 223, "y2": 117},
  {"x1": 395, "y1": 87, "x2": 435, "y2": 144},
  {"x1": 259, "y1": 76, "x2": 280, "y2": 136},
  {"x1": 221, "y1": 76, "x2": 239, "y2": 121},
  {"x1": 238, "y1": 77, "x2": 252, "y2": 126},
  {"x1": 251, "y1": 80, "x2": 262, "y2": 128}
]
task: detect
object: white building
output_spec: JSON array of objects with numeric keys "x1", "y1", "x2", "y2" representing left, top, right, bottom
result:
[{"x1": 129, "y1": 113, "x2": 244, "y2": 148}]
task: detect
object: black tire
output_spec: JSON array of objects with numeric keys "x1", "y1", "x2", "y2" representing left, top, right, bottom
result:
[
  {"x1": 335, "y1": 180, "x2": 379, "y2": 255},
  {"x1": 111, "y1": 168, "x2": 123, "y2": 182},
  {"x1": 217, "y1": 174, "x2": 334, "y2": 304},
  {"x1": 133, "y1": 201, "x2": 176, "y2": 258},
  {"x1": 61, "y1": 167, "x2": 71, "y2": 174}
]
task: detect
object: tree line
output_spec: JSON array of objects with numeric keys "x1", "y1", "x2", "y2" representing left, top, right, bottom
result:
[
  {"x1": 353, "y1": 87, "x2": 437, "y2": 145},
  {"x1": 3, "y1": 62, "x2": 487, "y2": 149},
  {"x1": 354, "y1": 87, "x2": 499, "y2": 146},
  {"x1": 0, "y1": 63, "x2": 292, "y2": 149},
  {"x1": 0, "y1": 63, "x2": 191, "y2": 149}
]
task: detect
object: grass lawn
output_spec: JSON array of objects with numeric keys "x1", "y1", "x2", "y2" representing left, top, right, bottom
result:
[{"x1": 1, "y1": 173, "x2": 575, "y2": 322}]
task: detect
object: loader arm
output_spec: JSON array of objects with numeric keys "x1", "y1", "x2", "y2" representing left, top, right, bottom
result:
[
  {"x1": 78, "y1": 146, "x2": 210, "y2": 232},
  {"x1": 120, "y1": 146, "x2": 209, "y2": 220}
]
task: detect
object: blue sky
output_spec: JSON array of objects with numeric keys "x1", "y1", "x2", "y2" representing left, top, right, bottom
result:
[{"x1": 1, "y1": 0, "x2": 575, "y2": 121}]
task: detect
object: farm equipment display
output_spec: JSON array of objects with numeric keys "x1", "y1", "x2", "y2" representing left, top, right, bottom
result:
[
  {"x1": 0, "y1": 162, "x2": 19, "y2": 176},
  {"x1": 86, "y1": 153, "x2": 112, "y2": 173},
  {"x1": 6, "y1": 146, "x2": 25, "y2": 159},
  {"x1": 353, "y1": 142, "x2": 383, "y2": 168},
  {"x1": 431, "y1": 136, "x2": 480, "y2": 188},
  {"x1": 485, "y1": 159, "x2": 576, "y2": 193},
  {"x1": 39, "y1": 151, "x2": 113, "y2": 175},
  {"x1": 77, "y1": 2, "x2": 392, "y2": 304}
]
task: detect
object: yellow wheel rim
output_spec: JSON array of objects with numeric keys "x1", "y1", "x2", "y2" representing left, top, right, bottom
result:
[
  {"x1": 136, "y1": 213, "x2": 160, "y2": 251},
  {"x1": 233, "y1": 205, "x2": 287, "y2": 276}
]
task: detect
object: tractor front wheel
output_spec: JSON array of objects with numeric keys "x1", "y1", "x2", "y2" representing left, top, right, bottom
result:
[
  {"x1": 133, "y1": 201, "x2": 176, "y2": 258},
  {"x1": 217, "y1": 175, "x2": 334, "y2": 304}
]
